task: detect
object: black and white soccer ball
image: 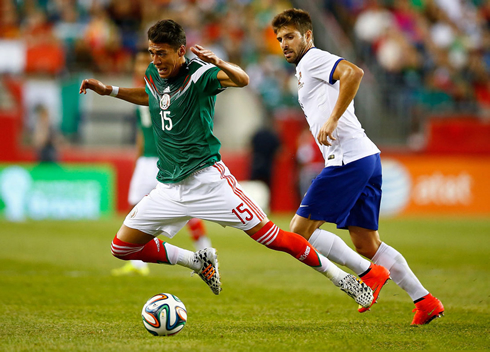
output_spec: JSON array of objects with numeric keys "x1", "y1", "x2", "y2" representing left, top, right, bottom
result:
[{"x1": 141, "y1": 293, "x2": 187, "y2": 336}]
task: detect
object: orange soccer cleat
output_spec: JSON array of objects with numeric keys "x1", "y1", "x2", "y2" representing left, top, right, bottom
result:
[
  {"x1": 358, "y1": 263, "x2": 390, "y2": 313},
  {"x1": 411, "y1": 293, "x2": 444, "y2": 325}
]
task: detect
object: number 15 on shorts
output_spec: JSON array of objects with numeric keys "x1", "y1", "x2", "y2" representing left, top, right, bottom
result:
[{"x1": 232, "y1": 203, "x2": 253, "y2": 224}]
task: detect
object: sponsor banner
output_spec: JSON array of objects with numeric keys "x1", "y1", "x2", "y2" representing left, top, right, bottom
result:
[
  {"x1": 0, "y1": 163, "x2": 114, "y2": 221},
  {"x1": 380, "y1": 155, "x2": 490, "y2": 216}
]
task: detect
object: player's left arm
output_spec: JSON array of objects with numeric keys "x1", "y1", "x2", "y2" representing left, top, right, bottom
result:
[
  {"x1": 317, "y1": 60, "x2": 364, "y2": 146},
  {"x1": 190, "y1": 45, "x2": 249, "y2": 88}
]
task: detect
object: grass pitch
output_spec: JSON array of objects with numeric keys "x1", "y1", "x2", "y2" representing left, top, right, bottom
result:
[{"x1": 1, "y1": 215, "x2": 489, "y2": 351}]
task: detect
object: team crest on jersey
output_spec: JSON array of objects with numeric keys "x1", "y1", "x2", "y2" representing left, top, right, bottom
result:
[
  {"x1": 160, "y1": 94, "x2": 171, "y2": 110},
  {"x1": 297, "y1": 71, "x2": 304, "y2": 90}
]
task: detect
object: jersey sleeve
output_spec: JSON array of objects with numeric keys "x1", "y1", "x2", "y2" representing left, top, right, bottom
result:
[
  {"x1": 307, "y1": 50, "x2": 344, "y2": 85},
  {"x1": 196, "y1": 65, "x2": 226, "y2": 96}
]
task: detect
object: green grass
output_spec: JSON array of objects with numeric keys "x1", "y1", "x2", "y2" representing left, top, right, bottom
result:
[{"x1": 1, "y1": 215, "x2": 489, "y2": 351}]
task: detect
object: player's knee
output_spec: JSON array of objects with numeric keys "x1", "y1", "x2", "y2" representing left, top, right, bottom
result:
[
  {"x1": 350, "y1": 228, "x2": 381, "y2": 259},
  {"x1": 111, "y1": 240, "x2": 125, "y2": 260},
  {"x1": 289, "y1": 217, "x2": 314, "y2": 240},
  {"x1": 354, "y1": 241, "x2": 380, "y2": 259},
  {"x1": 289, "y1": 217, "x2": 297, "y2": 232},
  {"x1": 289, "y1": 218, "x2": 304, "y2": 237},
  {"x1": 110, "y1": 234, "x2": 137, "y2": 260}
]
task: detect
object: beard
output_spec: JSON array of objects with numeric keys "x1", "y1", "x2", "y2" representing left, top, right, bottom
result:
[{"x1": 293, "y1": 39, "x2": 310, "y2": 64}]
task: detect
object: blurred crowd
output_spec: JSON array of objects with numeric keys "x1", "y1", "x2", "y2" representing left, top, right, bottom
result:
[
  {"x1": 327, "y1": 0, "x2": 490, "y2": 116},
  {"x1": 0, "y1": 0, "x2": 298, "y2": 113},
  {"x1": 2, "y1": 0, "x2": 490, "y2": 146}
]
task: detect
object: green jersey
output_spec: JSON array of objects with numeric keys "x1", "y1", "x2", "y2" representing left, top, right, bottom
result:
[
  {"x1": 144, "y1": 58, "x2": 225, "y2": 183},
  {"x1": 136, "y1": 105, "x2": 158, "y2": 157}
]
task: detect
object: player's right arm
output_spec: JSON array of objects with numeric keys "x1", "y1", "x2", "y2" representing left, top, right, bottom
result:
[
  {"x1": 79, "y1": 78, "x2": 149, "y2": 106},
  {"x1": 316, "y1": 60, "x2": 363, "y2": 146}
]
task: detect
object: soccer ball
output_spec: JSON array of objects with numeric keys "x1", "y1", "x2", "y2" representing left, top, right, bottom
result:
[{"x1": 141, "y1": 293, "x2": 187, "y2": 336}]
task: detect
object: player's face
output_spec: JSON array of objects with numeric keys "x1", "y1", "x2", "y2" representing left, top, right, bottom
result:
[
  {"x1": 148, "y1": 41, "x2": 186, "y2": 79},
  {"x1": 276, "y1": 26, "x2": 312, "y2": 64}
]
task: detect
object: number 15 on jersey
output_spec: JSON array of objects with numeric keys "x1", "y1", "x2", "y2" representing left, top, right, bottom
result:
[{"x1": 160, "y1": 111, "x2": 173, "y2": 131}]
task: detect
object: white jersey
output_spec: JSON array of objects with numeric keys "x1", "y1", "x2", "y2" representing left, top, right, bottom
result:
[{"x1": 295, "y1": 48, "x2": 380, "y2": 167}]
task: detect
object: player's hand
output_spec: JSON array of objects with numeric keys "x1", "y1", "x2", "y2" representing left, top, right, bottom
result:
[
  {"x1": 190, "y1": 45, "x2": 221, "y2": 66},
  {"x1": 79, "y1": 78, "x2": 111, "y2": 96},
  {"x1": 317, "y1": 117, "x2": 338, "y2": 146}
]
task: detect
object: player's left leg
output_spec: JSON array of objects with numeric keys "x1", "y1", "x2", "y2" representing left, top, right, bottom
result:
[
  {"x1": 346, "y1": 154, "x2": 443, "y2": 323},
  {"x1": 245, "y1": 219, "x2": 374, "y2": 308},
  {"x1": 349, "y1": 227, "x2": 444, "y2": 324},
  {"x1": 190, "y1": 161, "x2": 373, "y2": 307},
  {"x1": 290, "y1": 215, "x2": 373, "y2": 277},
  {"x1": 290, "y1": 214, "x2": 389, "y2": 312}
]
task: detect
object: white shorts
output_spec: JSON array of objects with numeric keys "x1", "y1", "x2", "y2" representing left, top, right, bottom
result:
[
  {"x1": 127, "y1": 156, "x2": 159, "y2": 205},
  {"x1": 124, "y1": 161, "x2": 267, "y2": 238}
]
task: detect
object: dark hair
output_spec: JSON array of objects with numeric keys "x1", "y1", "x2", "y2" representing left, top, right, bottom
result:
[
  {"x1": 271, "y1": 8, "x2": 313, "y2": 35},
  {"x1": 147, "y1": 19, "x2": 186, "y2": 49}
]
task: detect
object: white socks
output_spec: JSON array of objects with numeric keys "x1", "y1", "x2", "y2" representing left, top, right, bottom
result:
[
  {"x1": 324, "y1": 263, "x2": 349, "y2": 286},
  {"x1": 305, "y1": 249, "x2": 348, "y2": 286},
  {"x1": 309, "y1": 229, "x2": 371, "y2": 276},
  {"x1": 162, "y1": 242, "x2": 200, "y2": 271},
  {"x1": 372, "y1": 242, "x2": 429, "y2": 301},
  {"x1": 309, "y1": 229, "x2": 429, "y2": 301}
]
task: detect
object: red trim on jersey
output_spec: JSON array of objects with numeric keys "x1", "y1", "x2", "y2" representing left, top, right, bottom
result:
[
  {"x1": 178, "y1": 75, "x2": 191, "y2": 93},
  {"x1": 212, "y1": 162, "x2": 266, "y2": 221},
  {"x1": 144, "y1": 75, "x2": 158, "y2": 97},
  {"x1": 148, "y1": 75, "x2": 159, "y2": 94}
]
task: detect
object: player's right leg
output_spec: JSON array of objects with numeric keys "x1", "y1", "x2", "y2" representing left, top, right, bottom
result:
[
  {"x1": 111, "y1": 224, "x2": 195, "y2": 268},
  {"x1": 290, "y1": 215, "x2": 372, "y2": 276},
  {"x1": 111, "y1": 226, "x2": 221, "y2": 295},
  {"x1": 113, "y1": 156, "x2": 160, "y2": 276},
  {"x1": 113, "y1": 186, "x2": 222, "y2": 295},
  {"x1": 290, "y1": 156, "x2": 390, "y2": 312}
]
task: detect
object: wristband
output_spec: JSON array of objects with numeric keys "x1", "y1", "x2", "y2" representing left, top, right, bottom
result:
[{"x1": 110, "y1": 86, "x2": 119, "y2": 97}]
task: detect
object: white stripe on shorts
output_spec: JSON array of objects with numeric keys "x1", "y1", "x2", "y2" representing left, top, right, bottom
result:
[{"x1": 212, "y1": 162, "x2": 266, "y2": 221}]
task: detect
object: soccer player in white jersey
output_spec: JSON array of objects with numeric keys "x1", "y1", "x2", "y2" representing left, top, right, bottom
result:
[
  {"x1": 112, "y1": 50, "x2": 212, "y2": 277},
  {"x1": 272, "y1": 9, "x2": 444, "y2": 325},
  {"x1": 80, "y1": 19, "x2": 375, "y2": 308}
]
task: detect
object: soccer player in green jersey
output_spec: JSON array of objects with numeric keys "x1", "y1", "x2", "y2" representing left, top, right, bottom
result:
[
  {"x1": 112, "y1": 50, "x2": 212, "y2": 277},
  {"x1": 80, "y1": 19, "x2": 374, "y2": 307}
]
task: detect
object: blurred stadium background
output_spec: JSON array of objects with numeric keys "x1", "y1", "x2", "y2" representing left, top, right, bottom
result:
[{"x1": 1, "y1": 0, "x2": 490, "y2": 221}]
